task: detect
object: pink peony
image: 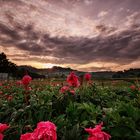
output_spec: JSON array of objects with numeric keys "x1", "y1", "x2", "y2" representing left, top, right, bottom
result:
[
  {"x1": 0, "y1": 124, "x2": 9, "y2": 133},
  {"x1": 130, "y1": 85, "x2": 136, "y2": 90},
  {"x1": 22, "y1": 75, "x2": 32, "y2": 86},
  {"x1": 0, "y1": 123, "x2": 9, "y2": 140},
  {"x1": 60, "y1": 86, "x2": 70, "y2": 93},
  {"x1": 20, "y1": 121, "x2": 57, "y2": 140},
  {"x1": 32, "y1": 121, "x2": 57, "y2": 140},
  {"x1": 69, "y1": 90, "x2": 75, "y2": 95},
  {"x1": 85, "y1": 123, "x2": 111, "y2": 140},
  {"x1": 67, "y1": 72, "x2": 80, "y2": 87},
  {"x1": 0, "y1": 133, "x2": 4, "y2": 140},
  {"x1": 16, "y1": 81, "x2": 22, "y2": 85},
  {"x1": 7, "y1": 95, "x2": 13, "y2": 101},
  {"x1": 20, "y1": 133, "x2": 32, "y2": 140},
  {"x1": 84, "y1": 73, "x2": 92, "y2": 81}
]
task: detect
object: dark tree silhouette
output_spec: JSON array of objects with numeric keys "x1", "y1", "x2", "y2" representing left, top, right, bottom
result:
[{"x1": 0, "y1": 52, "x2": 17, "y2": 75}]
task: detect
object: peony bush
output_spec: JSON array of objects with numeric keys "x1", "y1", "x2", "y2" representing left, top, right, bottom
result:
[{"x1": 0, "y1": 73, "x2": 140, "y2": 140}]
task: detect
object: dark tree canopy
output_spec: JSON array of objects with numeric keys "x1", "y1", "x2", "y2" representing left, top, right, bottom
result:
[{"x1": 0, "y1": 52, "x2": 17, "y2": 74}]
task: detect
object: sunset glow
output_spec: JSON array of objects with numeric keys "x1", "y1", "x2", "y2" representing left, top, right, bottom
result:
[
  {"x1": 43, "y1": 63, "x2": 59, "y2": 68},
  {"x1": 0, "y1": 0, "x2": 140, "y2": 71}
]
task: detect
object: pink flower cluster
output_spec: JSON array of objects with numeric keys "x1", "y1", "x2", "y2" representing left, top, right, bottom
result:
[
  {"x1": 20, "y1": 121, "x2": 57, "y2": 140},
  {"x1": 85, "y1": 123, "x2": 111, "y2": 140},
  {"x1": 0, "y1": 123, "x2": 9, "y2": 140},
  {"x1": 60, "y1": 72, "x2": 92, "y2": 94},
  {"x1": 129, "y1": 85, "x2": 140, "y2": 91},
  {"x1": 59, "y1": 72, "x2": 80, "y2": 95}
]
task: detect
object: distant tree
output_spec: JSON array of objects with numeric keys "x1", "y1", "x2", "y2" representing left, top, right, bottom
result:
[{"x1": 0, "y1": 52, "x2": 17, "y2": 75}]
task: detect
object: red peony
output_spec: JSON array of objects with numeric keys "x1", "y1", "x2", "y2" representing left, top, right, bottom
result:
[
  {"x1": 84, "y1": 73, "x2": 92, "y2": 81},
  {"x1": 67, "y1": 72, "x2": 80, "y2": 87},
  {"x1": 22, "y1": 75, "x2": 32, "y2": 86},
  {"x1": 85, "y1": 123, "x2": 111, "y2": 140}
]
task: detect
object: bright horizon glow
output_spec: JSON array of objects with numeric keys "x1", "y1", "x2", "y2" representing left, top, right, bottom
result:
[{"x1": 43, "y1": 63, "x2": 60, "y2": 68}]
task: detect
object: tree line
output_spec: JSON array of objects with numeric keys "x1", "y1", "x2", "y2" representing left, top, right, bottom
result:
[{"x1": 0, "y1": 52, "x2": 45, "y2": 79}]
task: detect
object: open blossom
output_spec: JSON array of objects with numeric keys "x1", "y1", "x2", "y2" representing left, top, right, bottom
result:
[
  {"x1": 22, "y1": 75, "x2": 32, "y2": 86},
  {"x1": 60, "y1": 86, "x2": 70, "y2": 93},
  {"x1": 0, "y1": 123, "x2": 9, "y2": 140},
  {"x1": 0, "y1": 123, "x2": 9, "y2": 133},
  {"x1": 33, "y1": 121, "x2": 57, "y2": 140},
  {"x1": 85, "y1": 123, "x2": 111, "y2": 140},
  {"x1": 67, "y1": 72, "x2": 80, "y2": 87},
  {"x1": 84, "y1": 73, "x2": 92, "y2": 81},
  {"x1": 20, "y1": 121, "x2": 57, "y2": 140}
]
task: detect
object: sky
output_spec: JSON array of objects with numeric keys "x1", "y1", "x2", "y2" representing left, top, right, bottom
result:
[{"x1": 0, "y1": 0, "x2": 140, "y2": 72}]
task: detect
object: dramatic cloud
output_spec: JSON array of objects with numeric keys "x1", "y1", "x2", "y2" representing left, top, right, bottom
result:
[{"x1": 0, "y1": 0, "x2": 140, "y2": 71}]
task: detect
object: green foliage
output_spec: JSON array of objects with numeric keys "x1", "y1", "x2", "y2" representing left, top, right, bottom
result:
[{"x1": 0, "y1": 80, "x2": 140, "y2": 140}]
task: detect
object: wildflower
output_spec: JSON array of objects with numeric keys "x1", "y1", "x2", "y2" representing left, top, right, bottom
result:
[
  {"x1": 84, "y1": 73, "x2": 92, "y2": 81},
  {"x1": 67, "y1": 72, "x2": 80, "y2": 87},
  {"x1": 85, "y1": 122, "x2": 111, "y2": 140},
  {"x1": 60, "y1": 86, "x2": 70, "y2": 93}
]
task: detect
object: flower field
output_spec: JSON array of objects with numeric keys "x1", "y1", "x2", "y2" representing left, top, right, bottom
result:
[{"x1": 0, "y1": 72, "x2": 140, "y2": 140}]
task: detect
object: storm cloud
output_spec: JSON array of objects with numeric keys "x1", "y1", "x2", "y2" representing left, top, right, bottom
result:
[{"x1": 0, "y1": 0, "x2": 140, "y2": 71}]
